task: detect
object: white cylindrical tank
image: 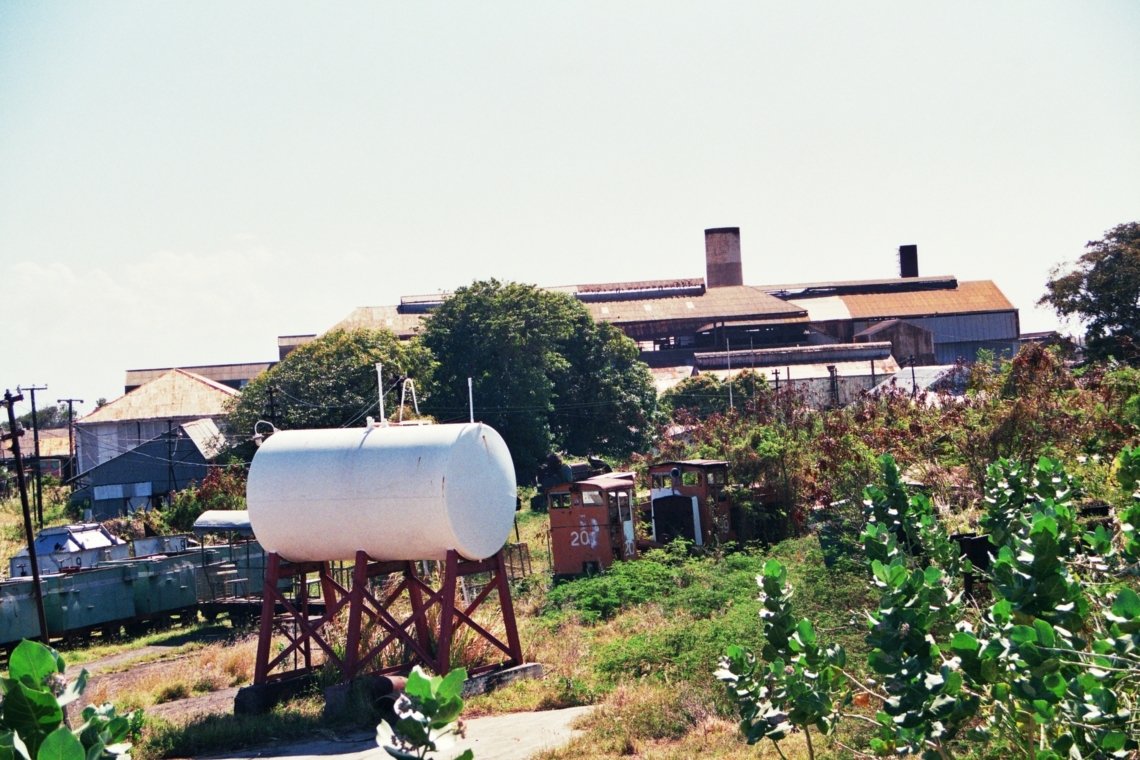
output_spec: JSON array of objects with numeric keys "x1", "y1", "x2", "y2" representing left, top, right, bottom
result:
[{"x1": 247, "y1": 423, "x2": 516, "y2": 563}]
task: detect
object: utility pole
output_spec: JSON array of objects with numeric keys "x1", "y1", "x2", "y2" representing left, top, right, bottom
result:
[
  {"x1": 3, "y1": 389, "x2": 49, "y2": 641},
  {"x1": 18, "y1": 384, "x2": 47, "y2": 527},
  {"x1": 57, "y1": 397, "x2": 83, "y2": 482},
  {"x1": 726, "y1": 338, "x2": 733, "y2": 411},
  {"x1": 167, "y1": 419, "x2": 175, "y2": 498}
]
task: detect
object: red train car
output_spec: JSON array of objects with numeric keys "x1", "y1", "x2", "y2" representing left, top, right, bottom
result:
[
  {"x1": 646, "y1": 460, "x2": 732, "y2": 547},
  {"x1": 547, "y1": 473, "x2": 637, "y2": 576}
]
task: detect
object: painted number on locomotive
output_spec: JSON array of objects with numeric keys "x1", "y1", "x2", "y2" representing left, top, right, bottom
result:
[{"x1": 570, "y1": 519, "x2": 600, "y2": 549}]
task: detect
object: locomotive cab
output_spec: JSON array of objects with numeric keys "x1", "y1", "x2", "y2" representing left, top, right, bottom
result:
[
  {"x1": 646, "y1": 460, "x2": 733, "y2": 547},
  {"x1": 548, "y1": 473, "x2": 637, "y2": 577}
]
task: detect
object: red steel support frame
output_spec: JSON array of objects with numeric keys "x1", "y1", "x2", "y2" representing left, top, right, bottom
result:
[{"x1": 253, "y1": 548, "x2": 523, "y2": 685}]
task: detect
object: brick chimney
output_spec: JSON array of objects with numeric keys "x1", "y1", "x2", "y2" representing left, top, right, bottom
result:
[
  {"x1": 899, "y1": 244, "x2": 918, "y2": 278},
  {"x1": 705, "y1": 227, "x2": 743, "y2": 288}
]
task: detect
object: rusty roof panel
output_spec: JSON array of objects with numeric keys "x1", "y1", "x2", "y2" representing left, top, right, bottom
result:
[
  {"x1": 839, "y1": 280, "x2": 1014, "y2": 319},
  {"x1": 78, "y1": 369, "x2": 238, "y2": 424},
  {"x1": 582, "y1": 285, "x2": 805, "y2": 325}
]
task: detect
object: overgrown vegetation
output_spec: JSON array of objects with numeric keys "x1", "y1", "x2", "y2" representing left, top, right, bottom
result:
[
  {"x1": 7, "y1": 337, "x2": 1140, "y2": 758},
  {"x1": 719, "y1": 452, "x2": 1140, "y2": 759}
]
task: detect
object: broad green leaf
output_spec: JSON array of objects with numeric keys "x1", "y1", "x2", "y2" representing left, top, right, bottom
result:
[
  {"x1": 1042, "y1": 672, "x2": 1065, "y2": 699},
  {"x1": 1, "y1": 682, "x2": 63, "y2": 755},
  {"x1": 8, "y1": 642, "x2": 63, "y2": 691},
  {"x1": 951, "y1": 631, "x2": 979, "y2": 652},
  {"x1": 437, "y1": 668, "x2": 467, "y2": 702},
  {"x1": 795, "y1": 619, "x2": 816, "y2": 646},
  {"x1": 82, "y1": 739, "x2": 104, "y2": 760},
  {"x1": 403, "y1": 668, "x2": 433, "y2": 701},
  {"x1": 429, "y1": 697, "x2": 464, "y2": 729},
  {"x1": 392, "y1": 717, "x2": 430, "y2": 747},
  {"x1": 1098, "y1": 731, "x2": 1127, "y2": 752},
  {"x1": 1010, "y1": 625, "x2": 1037, "y2": 645},
  {"x1": 1110, "y1": 588, "x2": 1139, "y2": 620},
  {"x1": 34, "y1": 729, "x2": 83, "y2": 760},
  {"x1": 1032, "y1": 619, "x2": 1056, "y2": 648}
]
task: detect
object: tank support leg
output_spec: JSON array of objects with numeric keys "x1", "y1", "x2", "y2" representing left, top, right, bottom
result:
[
  {"x1": 435, "y1": 550, "x2": 460, "y2": 675},
  {"x1": 344, "y1": 551, "x2": 369, "y2": 679},
  {"x1": 493, "y1": 550, "x2": 524, "y2": 667},
  {"x1": 253, "y1": 552, "x2": 281, "y2": 684}
]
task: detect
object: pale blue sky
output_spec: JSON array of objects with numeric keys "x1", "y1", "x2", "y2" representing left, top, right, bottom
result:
[{"x1": 2, "y1": 2, "x2": 1138, "y2": 412}]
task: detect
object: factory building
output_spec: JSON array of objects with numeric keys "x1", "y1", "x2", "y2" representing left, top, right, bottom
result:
[{"x1": 319, "y1": 227, "x2": 1019, "y2": 393}]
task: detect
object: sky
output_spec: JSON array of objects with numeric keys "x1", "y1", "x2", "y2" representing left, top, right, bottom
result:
[{"x1": 1, "y1": 1, "x2": 1138, "y2": 420}]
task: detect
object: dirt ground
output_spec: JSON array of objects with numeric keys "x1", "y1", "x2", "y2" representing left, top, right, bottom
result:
[{"x1": 65, "y1": 641, "x2": 246, "y2": 726}]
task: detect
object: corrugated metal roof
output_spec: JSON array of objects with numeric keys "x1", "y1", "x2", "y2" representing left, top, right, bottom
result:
[
  {"x1": 694, "y1": 341, "x2": 893, "y2": 369},
  {"x1": 582, "y1": 285, "x2": 805, "y2": 326},
  {"x1": 787, "y1": 296, "x2": 852, "y2": 321},
  {"x1": 8, "y1": 428, "x2": 72, "y2": 458},
  {"x1": 78, "y1": 369, "x2": 237, "y2": 425},
  {"x1": 329, "y1": 306, "x2": 426, "y2": 339},
  {"x1": 649, "y1": 365, "x2": 696, "y2": 394},
  {"x1": 180, "y1": 418, "x2": 226, "y2": 459},
  {"x1": 853, "y1": 319, "x2": 906, "y2": 338},
  {"x1": 763, "y1": 275, "x2": 958, "y2": 298},
  {"x1": 871, "y1": 365, "x2": 969, "y2": 396},
  {"x1": 125, "y1": 362, "x2": 273, "y2": 390},
  {"x1": 840, "y1": 280, "x2": 1014, "y2": 319}
]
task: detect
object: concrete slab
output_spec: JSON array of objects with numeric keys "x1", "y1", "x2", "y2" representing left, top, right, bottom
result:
[{"x1": 199, "y1": 705, "x2": 592, "y2": 760}]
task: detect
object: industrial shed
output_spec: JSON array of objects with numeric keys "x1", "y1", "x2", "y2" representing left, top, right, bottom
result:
[
  {"x1": 76, "y1": 369, "x2": 237, "y2": 474},
  {"x1": 695, "y1": 342, "x2": 900, "y2": 407},
  {"x1": 71, "y1": 418, "x2": 227, "y2": 519}
]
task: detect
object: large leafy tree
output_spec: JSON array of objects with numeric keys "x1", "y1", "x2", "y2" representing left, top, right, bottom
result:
[
  {"x1": 1040, "y1": 221, "x2": 1140, "y2": 363},
  {"x1": 659, "y1": 371, "x2": 770, "y2": 419},
  {"x1": 226, "y1": 328, "x2": 435, "y2": 436},
  {"x1": 421, "y1": 280, "x2": 657, "y2": 481}
]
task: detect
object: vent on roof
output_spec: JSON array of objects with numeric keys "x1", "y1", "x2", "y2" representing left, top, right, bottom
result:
[
  {"x1": 574, "y1": 279, "x2": 705, "y2": 302},
  {"x1": 899, "y1": 245, "x2": 919, "y2": 278},
  {"x1": 398, "y1": 294, "x2": 448, "y2": 314}
]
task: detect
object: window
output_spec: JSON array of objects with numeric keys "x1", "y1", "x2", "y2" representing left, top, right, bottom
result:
[{"x1": 581, "y1": 490, "x2": 605, "y2": 506}]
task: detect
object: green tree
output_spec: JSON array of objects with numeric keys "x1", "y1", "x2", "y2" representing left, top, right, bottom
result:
[
  {"x1": 421, "y1": 280, "x2": 657, "y2": 482},
  {"x1": 659, "y1": 370, "x2": 769, "y2": 419},
  {"x1": 1, "y1": 404, "x2": 69, "y2": 436},
  {"x1": 1040, "y1": 221, "x2": 1140, "y2": 363},
  {"x1": 226, "y1": 328, "x2": 435, "y2": 436}
]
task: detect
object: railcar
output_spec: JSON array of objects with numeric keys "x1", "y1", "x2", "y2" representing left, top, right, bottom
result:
[
  {"x1": 547, "y1": 459, "x2": 741, "y2": 577},
  {"x1": 547, "y1": 472, "x2": 638, "y2": 576},
  {"x1": 0, "y1": 516, "x2": 268, "y2": 651}
]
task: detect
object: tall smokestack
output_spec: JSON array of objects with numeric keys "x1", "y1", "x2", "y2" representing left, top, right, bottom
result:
[
  {"x1": 899, "y1": 244, "x2": 918, "y2": 278},
  {"x1": 705, "y1": 227, "x2": 743, "y2": 288}
]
